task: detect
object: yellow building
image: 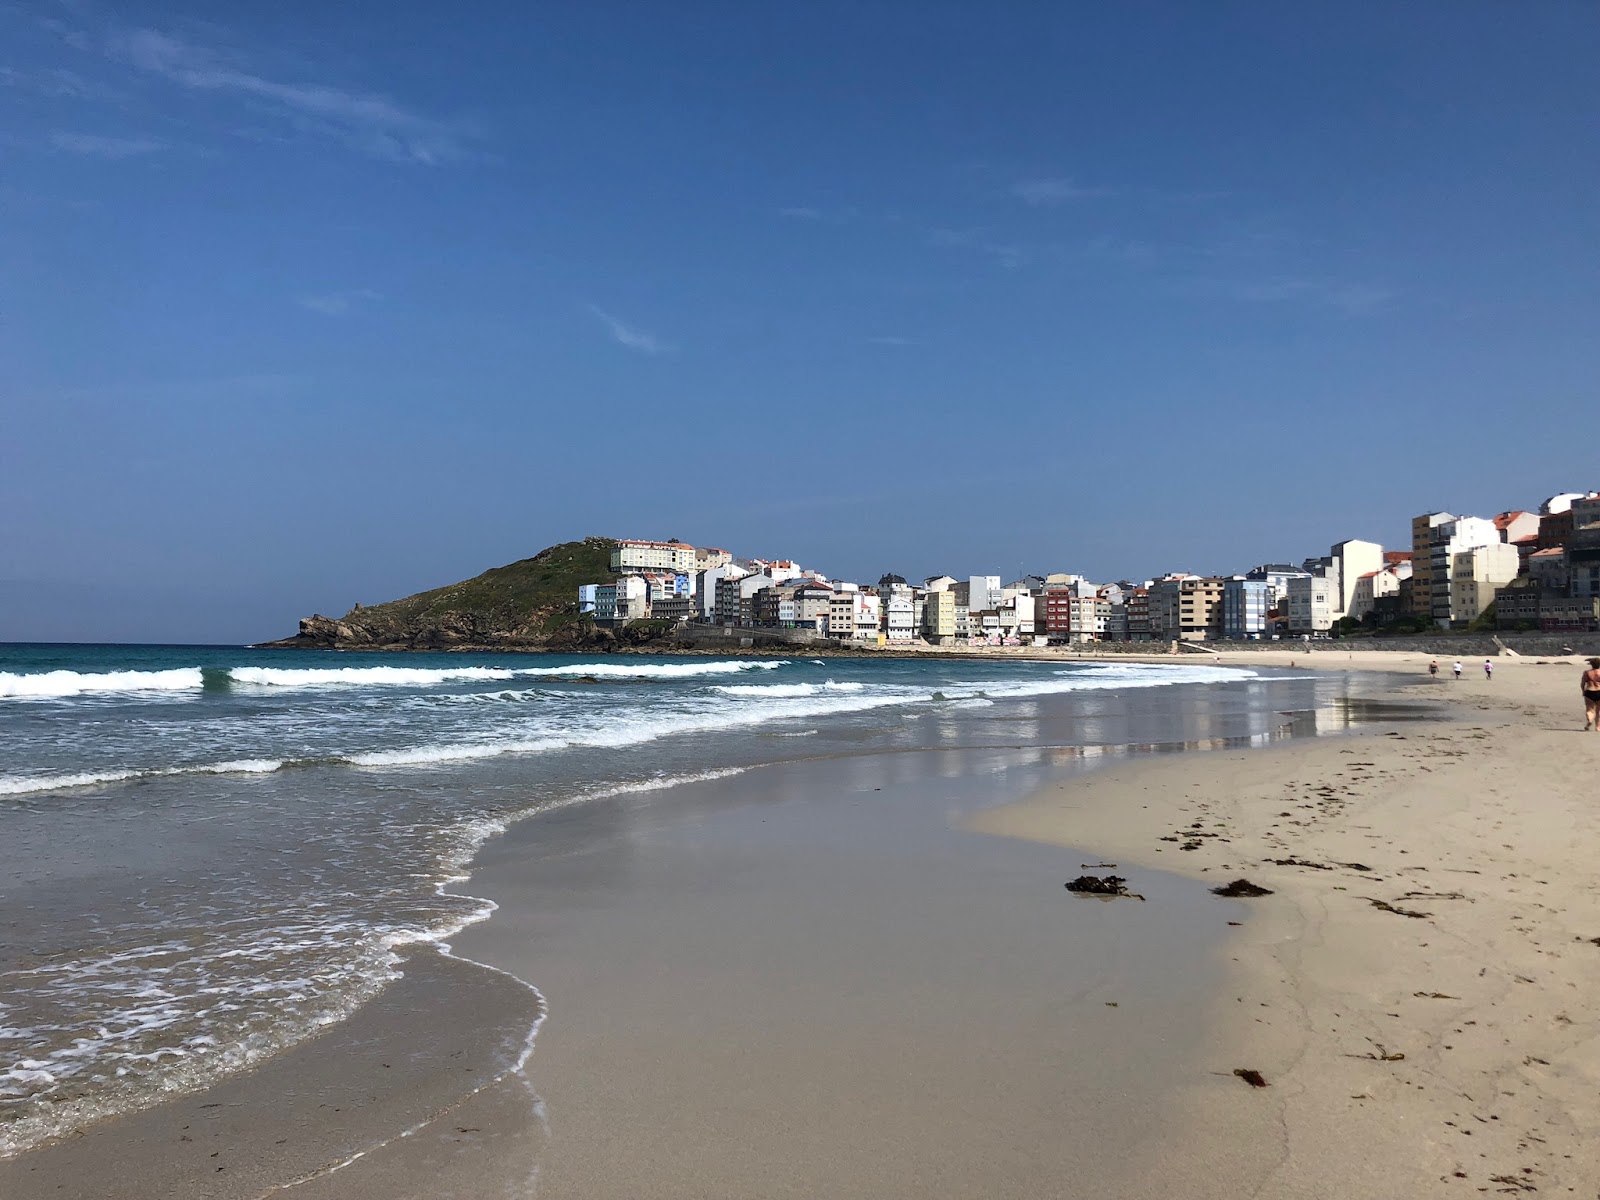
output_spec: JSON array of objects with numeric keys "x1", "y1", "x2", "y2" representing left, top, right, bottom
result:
[{"x1": 921, "y1": 589, "x2": 956, "y2": 644}]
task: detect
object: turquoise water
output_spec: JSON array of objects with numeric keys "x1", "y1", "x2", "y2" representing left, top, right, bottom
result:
[{"x1": 0, "y1": 642, "x2": 1339, "y2": 1156}]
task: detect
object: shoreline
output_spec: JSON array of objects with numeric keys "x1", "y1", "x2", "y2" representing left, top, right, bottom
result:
[
  {"x1": 969, "y1": 653, "x2": 1600, "y2": 1195},
  {"x1": 7, "y1": 655, "x2": 1588, "y2": 1196}
]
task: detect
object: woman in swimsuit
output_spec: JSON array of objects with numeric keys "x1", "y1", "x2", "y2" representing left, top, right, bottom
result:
[{"x1": 1583, "y1": 657, "x2": 1600, "y2": 732}]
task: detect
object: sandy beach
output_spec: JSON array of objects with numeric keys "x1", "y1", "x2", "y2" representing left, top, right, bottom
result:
[
  {"x1": 4, "y1": 651, "x2": 1595, "y2": 1198},
  {"x1": 973, "y1": 650, "x2": 1600, "y2": 1197}
]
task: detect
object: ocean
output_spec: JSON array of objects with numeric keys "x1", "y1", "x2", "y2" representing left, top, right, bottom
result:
[{"x1": 0, "y1": 642, "x2": 1347, "y2": 1158}]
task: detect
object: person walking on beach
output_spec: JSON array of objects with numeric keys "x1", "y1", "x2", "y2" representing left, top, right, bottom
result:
[
  {"x1": 1583, "y1": 658, "x2": 1600, "y2": 731},
  {"x1": 1452, "y1": 660, "x2": 1463, "y2": 680},
  {"x1": 1429, "y1": 659, "x2": 1439, "y2": 680},
  {"x1": 1484, "y1": 659, "x2": 1494, "y2": 680}
]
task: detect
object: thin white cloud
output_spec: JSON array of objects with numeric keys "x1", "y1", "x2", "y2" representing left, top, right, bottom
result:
[
  {"x1": 778, "y1": 206, "x2": 824, "y2": 220},
  {"x1": 297, "y1": 288, "x2": 382, "y2": 316},
  {"x1": 1010, "y1": 178, "x2": 1111, "y2": 205},
  {"x1": 587, "y1": 305, "x2": 673, "y2": 354},
  {"x1": 49, "y1": 131, "x2": 165, "y2": 158},
  {"x1": 87, "y1": 26, "x2": 477, "y2": 164}
]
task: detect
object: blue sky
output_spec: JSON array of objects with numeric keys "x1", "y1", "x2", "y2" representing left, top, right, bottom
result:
[{"x1": 3, "y1": 1, "x2": 1597, "y2": 643}]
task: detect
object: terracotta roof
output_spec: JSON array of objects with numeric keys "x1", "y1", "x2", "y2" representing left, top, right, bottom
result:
[
  {"x1": 1529, "y1": 547, "x2": 1565, "y2": 558},
  {"x1": 1382, "y1": 550, "x2": 1413, "y2": 563},
  {"x1": 1493, "y1": 511, "x2": 1530, "y2": 529}
]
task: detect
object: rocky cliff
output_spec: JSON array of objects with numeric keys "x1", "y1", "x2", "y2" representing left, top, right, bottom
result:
[{"x1": 259, "y1": 537, "x2": 659, "y2": 652}]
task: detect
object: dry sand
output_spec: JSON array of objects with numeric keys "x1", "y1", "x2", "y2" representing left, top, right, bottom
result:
[{"x1": 970, "y1": 650, "x2": 1600, "y2": 1197}]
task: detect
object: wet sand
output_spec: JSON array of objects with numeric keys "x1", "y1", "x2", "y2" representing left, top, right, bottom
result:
[
  {"x1": 444, "y1": 747, "x2": 1242, "y2": 1199},
  {"x1": 10, "y1": 660, "x2": 1541, "y2": 1198}
]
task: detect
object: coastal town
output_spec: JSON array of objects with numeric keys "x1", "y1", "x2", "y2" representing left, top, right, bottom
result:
[{"x1": 580, "y1": 490, "x2": 1600, "y2": 645}]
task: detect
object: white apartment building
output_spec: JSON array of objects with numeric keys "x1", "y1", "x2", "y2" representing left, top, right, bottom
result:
[
  {"x1": 967, "y1": 575, "x2": 1001, "y2": 612},
  {"x1": 855, "y1": 592, "x2": 882, "y2": 639},
  {"x1": 1450, "y1": 542, "x2": 1521, "y2": 625},
  {"x1": 884, "y1": 589, "x2": 916, "y2": 642},
  {"x1": 612, "y1": 540, "x2": 696, "y2": 574},
  {"x1": 1285, "y1": 575, "x2": 1336, "y2": 635},
  {"x1": 1330, "y1": 539, "x2": 1384, "y2": 616}
]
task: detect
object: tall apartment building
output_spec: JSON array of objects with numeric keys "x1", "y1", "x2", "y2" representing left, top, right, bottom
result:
[
  {"x1": 1222, "y1": 577, "x2": 1271, "y2": 640},
  {"x1": 1410, "y1": 513, "x2": 1454, "y2": 615},
  {"x1": 1126, "y1": 588, "x2": 1151, "y2": 640},
  {"x1": 1041, "y1": 583, "x2": 1074, "y2": 642},
  {"x1": 1429, "y1": 517, "x2": 1499, "y2": 626},
  {"x1": 612, "y1": 540, "x2": 696, "y2": 574},
  {"x1": 1067, "y1": 594, "x2": 1104, "y2": 642},
  {"x1": 921, "y1": 588, "x2": 956, "y2": 644},
  {"x1": 1102, "y1": 593, "x2": 1130, "y2": 641}
]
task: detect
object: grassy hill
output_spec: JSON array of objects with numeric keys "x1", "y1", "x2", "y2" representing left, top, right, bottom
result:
[
  {"x1": 349, "y1": 537, "x2": 618, "y2": 629},
  {"x1": 266, "y1": 537, "x2": 621, "y2": 649}
]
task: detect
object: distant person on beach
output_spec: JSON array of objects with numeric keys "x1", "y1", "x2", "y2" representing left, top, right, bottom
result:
[
  {"x1": 1452, "y1": 661, "x2": 1463, "y2": 680},
  {"x1": 1428, "y1": 659, "x2": 1439, "y2": 679},
  {"x1": 1484, "y1": 659, "x2": 1493, "y2": 680},
  {"x1": 1583, "y1": 658, "x2": 1600, "y2": 731}
]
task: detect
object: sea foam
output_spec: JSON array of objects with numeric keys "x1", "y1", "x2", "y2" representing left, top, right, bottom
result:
[{"x1": 0, "y1": 668, "x2": 204, "y2": 699}]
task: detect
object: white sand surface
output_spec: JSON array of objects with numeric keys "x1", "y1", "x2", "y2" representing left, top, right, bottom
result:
[{"x1": 970, "y1": 651, "x2": 1600, "y2": 1197}]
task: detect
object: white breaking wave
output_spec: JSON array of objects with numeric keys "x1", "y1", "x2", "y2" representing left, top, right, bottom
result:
[
  {"x1": 0, "y1": 668, "x2": 203, "y2": 700},
  {"x1": 229, "y1": 666, "x2": 518, "y2": 688},
  {"x1": 713, "y1": 681, "x2": 865, "y2": 697},
  {"x1": 226, "y1": 659, "x2": 787, "y2": 690},
  {"x1": 0, "y1": 758, "x2": 284, "y2": 798}
]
